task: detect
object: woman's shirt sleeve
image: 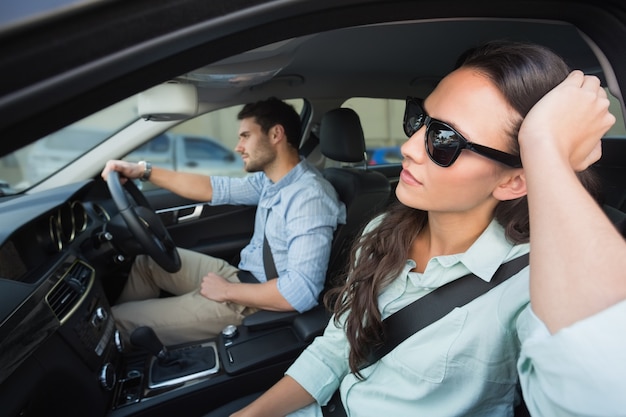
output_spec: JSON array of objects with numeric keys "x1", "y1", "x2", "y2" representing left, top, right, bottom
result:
[
  {"x1": 517, "y1": 300, "x2": 626, "y2": 417},
  {"x1": 285, "y1": 314, "x2": 351, "y2": 405}
]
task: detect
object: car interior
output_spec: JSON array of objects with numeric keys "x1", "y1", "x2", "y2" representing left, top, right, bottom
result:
[{"x1": 0, "y1": 1, "x2": 625, "y2": 416}]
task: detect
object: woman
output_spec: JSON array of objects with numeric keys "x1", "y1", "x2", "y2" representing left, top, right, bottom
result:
[{"x1": 231, "y1": 41, "x2": 611, "y2": 416}]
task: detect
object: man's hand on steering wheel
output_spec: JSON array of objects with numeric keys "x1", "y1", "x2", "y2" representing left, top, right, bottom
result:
[
  {"x1": 104, "y1": 160, "x2": 181, "y2": 273},
  {"x1": 101, "y1": 160, "x2": 146, "y2": 183}
]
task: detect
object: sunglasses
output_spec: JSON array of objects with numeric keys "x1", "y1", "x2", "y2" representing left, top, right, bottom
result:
[{"x1": 403, "y1": 97, "x2": 522, "y2": 168}]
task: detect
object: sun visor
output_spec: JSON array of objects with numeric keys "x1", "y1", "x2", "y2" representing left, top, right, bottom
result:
[{"x1": 138, "y1": 82, "x2": 198, "y2": 121}]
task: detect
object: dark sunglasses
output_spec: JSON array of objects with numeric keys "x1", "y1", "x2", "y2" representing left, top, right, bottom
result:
[{"x1": 403, "y1": 97, "x2": 522, "y2": 168}]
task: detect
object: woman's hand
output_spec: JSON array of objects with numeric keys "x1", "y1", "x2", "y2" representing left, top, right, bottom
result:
[{"x1": 519, "y1": 70, "x2": 615, "y2": 171}]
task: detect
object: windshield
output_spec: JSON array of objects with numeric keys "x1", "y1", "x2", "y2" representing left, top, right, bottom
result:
[
  {"x1": 0, "y1": 0, "x2": 106, "y2": 33},
  {"x1": 0, "y1": 95, "x2": 138, "y2": 194}
]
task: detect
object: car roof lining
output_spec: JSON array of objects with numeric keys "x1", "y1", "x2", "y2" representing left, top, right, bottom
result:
[
  {"x1": 190, "y1": 18, "x2": 604, "y2": 106},
  {"x1": 0, "y1": 0, "x2": 625, "y2": 157}
]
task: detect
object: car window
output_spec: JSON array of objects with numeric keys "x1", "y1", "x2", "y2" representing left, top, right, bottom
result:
[
  {"x1": 168, "y1": 99, "x2": 304, "y2": 152},
  {"x1": 127, "y1": 99, "x2": 305, "y2": 190},
  {"x1": 133, "y1": 134, "x2": 171, "y2": 154},
  {"x1": 345, "y1": 92, "x2": 626, "y2": 169},
  {"x1": 606, "y1": 90, "x2": 626, "y2": 137},
  {"x1": 0, "y1": 0, "x2": 102, "y2": 31},
  {"x1": 182, "y1": 137, "x2": 233, "y2": 160},
  {"x1": 342, "y1": 97, "x2": 406, "y2": 166},
  {"x1": 0, "y1": 95, "x2": 138, "y2": 193}
]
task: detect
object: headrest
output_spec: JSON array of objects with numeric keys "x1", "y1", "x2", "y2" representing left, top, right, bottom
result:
[{"x1": 319, "y1": 108, "x2": 366, "y2": 163}]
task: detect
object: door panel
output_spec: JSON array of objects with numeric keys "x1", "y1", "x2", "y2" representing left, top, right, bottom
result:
[{"x1": 143, "y1": 188, "x2": 256, "y2": 263}]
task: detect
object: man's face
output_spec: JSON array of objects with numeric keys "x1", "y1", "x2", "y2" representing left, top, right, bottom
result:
[{"x1": 235, "y1": 117, "x2": 277, "y2": 173}]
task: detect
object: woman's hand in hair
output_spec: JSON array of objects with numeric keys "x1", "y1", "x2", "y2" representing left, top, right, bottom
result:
[
  {"x1": 519, "y1": 70, "x2": 615, "y2": 172},
  {"x1": 520, "y1": 70, "x2": 624, "y2": 333}
]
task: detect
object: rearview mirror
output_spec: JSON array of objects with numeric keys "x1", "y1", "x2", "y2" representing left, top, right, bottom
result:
[{"x1": 138, "y1": 82, "x2": 198, "y2": 121}]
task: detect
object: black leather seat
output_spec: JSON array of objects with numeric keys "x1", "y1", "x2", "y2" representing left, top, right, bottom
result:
[{"x1": 319, "y1": 107, "x2": 391, "y2": 287}]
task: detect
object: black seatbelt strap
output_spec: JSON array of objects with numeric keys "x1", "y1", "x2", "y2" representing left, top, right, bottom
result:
[
  {"x1": 299, "y1": 131, "x2": 320, "y2": 158},
  {"x1": 236, "y1": 209, "x2": 279, "y2": 283},
  {"x1": 360, "y1": 253, "x2": 529, "y2": 369},
  {"x1": 263, "y1": 233, "x2": 278, "y2": 279},
  {"x1": 262, "y1": 208, "x2": 278, "y2": 280},
  {"x1": 322, "y1": 253, "x2": 529, "y2": 417}
]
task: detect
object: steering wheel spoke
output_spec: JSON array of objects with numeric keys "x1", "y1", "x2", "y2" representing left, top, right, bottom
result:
[{"x1": 107, "y1": 172, "x2": 182, "y2": 273}]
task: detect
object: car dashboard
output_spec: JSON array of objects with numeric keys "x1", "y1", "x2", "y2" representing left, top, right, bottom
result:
[
  {"x1": 0, "y1": 179, "x2": 127, "y2": 414},
  {"x1": 0, "y1": 178, "x2": 326, "y2": 417}
]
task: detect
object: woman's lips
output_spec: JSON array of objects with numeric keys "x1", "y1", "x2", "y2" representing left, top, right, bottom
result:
[{"x1": 400, "y1": 168, "x2": 422, "y2": 186}]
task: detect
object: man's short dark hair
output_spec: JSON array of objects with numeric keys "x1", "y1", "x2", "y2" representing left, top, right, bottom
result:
[{"x1": 237, "y1": 97, "x2": 302, "y2": 150}]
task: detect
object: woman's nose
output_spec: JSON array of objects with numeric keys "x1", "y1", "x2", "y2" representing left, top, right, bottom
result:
[{"x1": 401, "y1": 126, "x2": 427, "y2": 164}]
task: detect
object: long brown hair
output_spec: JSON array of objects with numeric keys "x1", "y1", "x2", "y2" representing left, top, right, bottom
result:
[{"x1": 325, "y1": 41, "x2": 601, "y2": 377}]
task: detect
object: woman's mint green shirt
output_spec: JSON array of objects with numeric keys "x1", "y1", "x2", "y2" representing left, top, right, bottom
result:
[
  {"x1": 286, "y1": 219, "x2": 531, "y2": 417},
  {"x1": 518, "y1": 300, "x2": 626, "y2": 417}
]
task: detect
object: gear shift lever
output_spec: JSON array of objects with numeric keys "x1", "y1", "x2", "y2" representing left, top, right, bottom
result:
[
  {"x1": 130, "y1": 326, "x2": 218, "y2": 388},
  {"x1": 130, "y1": 326, "x2": 171, "y2": 364}
]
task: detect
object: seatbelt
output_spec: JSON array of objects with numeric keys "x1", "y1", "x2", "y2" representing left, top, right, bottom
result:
[
  {"x1": 237, "y1": 209, "x2": 278, "y2": 283},
  {"x1": 362, "y1": 252, "x2": 529, "y2": 369},
  {"x1": 262, "y1": 207, "x2": 278, "y2": 279},
  {"x1": 321, "y1": 252, "x2": 529, "y2": 416},
  {"x1": 263, "y1": 233, "x2": 278, "y2": 279},
  {"x1": 299, "y1": 131, "x2": 320, "y2": 158}
]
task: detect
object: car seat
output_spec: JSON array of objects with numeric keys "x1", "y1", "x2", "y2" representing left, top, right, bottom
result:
[
  {"x1": 239, "y1": 107, "x2": 391, "y2": 331},
  {"x1": 318, "y1": 107, "x2": 391, "y2": 288}
]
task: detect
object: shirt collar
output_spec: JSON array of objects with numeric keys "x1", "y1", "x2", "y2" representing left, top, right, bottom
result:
[
  {"x1": 463, "y1": 220, "x2": 521, "y2": 281},
  {"x1": 422, "y1": 219, "x2": 519, "y2": 285},
  {"x1": 259, "y1": 157, "x2": 309, "y2": 209},
  {"x1": 379, "y1": 219, "x2": 525, "y2": 306}
]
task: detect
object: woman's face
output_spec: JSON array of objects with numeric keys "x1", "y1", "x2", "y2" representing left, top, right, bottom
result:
[{"x1": 396, "y1": 67, "x2": 520, "y2": 217}]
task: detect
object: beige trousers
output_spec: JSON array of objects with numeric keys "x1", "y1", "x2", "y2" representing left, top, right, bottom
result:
[{"x1": 112, "y1": 248, "x2": 256, "y2": 347}]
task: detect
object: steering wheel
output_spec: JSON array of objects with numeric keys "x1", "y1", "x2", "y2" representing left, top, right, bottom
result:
[{"x1": 106, "y1": 171, "x2": 181, "y2": 273}]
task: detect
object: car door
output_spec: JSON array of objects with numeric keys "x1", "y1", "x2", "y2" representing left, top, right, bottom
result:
[{"x1": 145, "y1": 187, "x2": 256, "y2": 264}]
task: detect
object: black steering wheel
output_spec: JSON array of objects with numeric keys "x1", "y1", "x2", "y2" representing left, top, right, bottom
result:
[{"x1": 106, "y1": 171, "x2": 181, "y2": 273}]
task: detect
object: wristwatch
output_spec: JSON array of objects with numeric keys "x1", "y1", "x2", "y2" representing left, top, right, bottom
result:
[{"x1": 138, "y1": 161, "x2": 152, "y2": 182}]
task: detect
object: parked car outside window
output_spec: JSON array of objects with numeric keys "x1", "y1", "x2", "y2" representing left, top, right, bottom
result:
[
  {"x1": 122, "y1": 133, "x2": 245, "y2": 190},
  {"x1": 367, "y1": 146, "x2": 403, "y2": 165},
  {"x1": 24, "y1": 129, "x2": 246, "y2": 190}
]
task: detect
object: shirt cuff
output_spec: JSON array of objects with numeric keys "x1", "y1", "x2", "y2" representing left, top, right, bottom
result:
[
  {"x1": 286, "y1": 348, "x2": 342, "y2": 405},
  {"x1": 518, "y1": 300, "x2": 626, "y2": 416}
]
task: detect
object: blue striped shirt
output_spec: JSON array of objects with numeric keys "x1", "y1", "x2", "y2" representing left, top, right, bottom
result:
[{"x1": 210, "y1": 159, "x2": 346, "y2": 312}]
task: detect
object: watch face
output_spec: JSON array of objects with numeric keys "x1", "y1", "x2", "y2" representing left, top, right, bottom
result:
[{"x1": 140, "y1": 161, "x2": 152, "y2": 181}]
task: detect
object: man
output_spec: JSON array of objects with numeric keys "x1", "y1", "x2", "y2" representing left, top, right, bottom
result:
[{"x1": 101, "y1": 97, "x2": 346, "y2": 346}]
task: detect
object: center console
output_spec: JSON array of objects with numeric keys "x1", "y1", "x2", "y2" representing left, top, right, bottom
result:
[{"x1": 107, "y1": 306, "x2": 330, "y2": 416}]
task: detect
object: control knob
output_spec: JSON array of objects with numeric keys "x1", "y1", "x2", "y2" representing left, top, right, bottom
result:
[{"x1": 99, "y1": 362, "x2": 116, "y2": 390}]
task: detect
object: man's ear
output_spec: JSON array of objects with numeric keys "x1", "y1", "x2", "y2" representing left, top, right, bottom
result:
[
  {"x1": 493, "y1": 170, "x2": 527, "y2": 201},
  {"x1": 269, "y1": 124, "x2": 285, "y2": 144}
]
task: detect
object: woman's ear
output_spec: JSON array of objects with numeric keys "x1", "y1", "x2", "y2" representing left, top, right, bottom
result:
[{"x1": 493, "y1": 170, "x2": 527, "y2": 201}]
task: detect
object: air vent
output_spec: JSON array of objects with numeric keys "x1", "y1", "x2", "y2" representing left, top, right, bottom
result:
[{"x1": 47, "y1": 261, "x2": 94, "y2": 323}]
